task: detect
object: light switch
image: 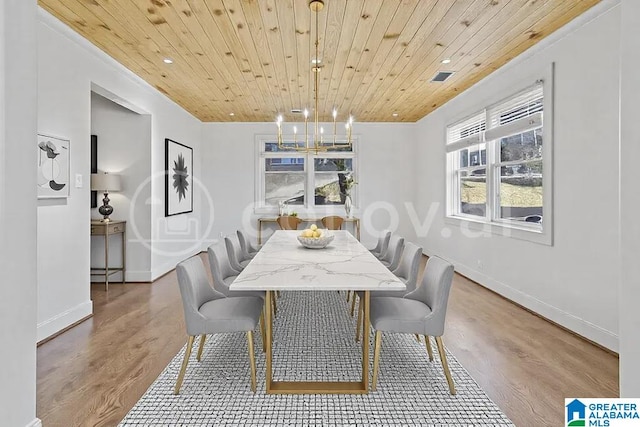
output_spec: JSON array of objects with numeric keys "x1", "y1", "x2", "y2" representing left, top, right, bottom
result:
[{"x1": 75, "y1": 173, "x2": 83, "y2": 188}]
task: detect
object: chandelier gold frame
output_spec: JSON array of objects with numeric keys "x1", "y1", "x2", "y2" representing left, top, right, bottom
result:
[{"x1": 276, "y1": 0, "x2": 353, "y2": 153}]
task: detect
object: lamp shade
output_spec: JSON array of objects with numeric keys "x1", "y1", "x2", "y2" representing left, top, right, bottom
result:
[{"x1": 91, "y1": 173, "x2": 122, "y2": 192}]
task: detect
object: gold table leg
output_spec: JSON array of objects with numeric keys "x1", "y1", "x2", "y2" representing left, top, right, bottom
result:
[{"x1": 264, "y1": 290, "x2": 370, "y2": 394}]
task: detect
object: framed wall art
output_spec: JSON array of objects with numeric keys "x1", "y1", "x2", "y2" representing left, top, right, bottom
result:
[
  {"x1": 37, "y1": 133, "x2": 70, "y2": 199},
  {"x1": 165, "y1": 138, "x2": 193, "y2": 216},
  {"x1": 91, "y1": 134, "x2": 98, "y2": 208}
]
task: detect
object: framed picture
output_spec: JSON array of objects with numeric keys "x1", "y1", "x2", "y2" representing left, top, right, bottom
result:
[
  {"x1": 90, "y1": 135, "x2": 98, "y2": 208},
  {"x1": 165, "y1": 138, "x2": 193, "y2": 216},
  {"x1": 37, "y1": 133, "x2": 70, "y2": 199}
]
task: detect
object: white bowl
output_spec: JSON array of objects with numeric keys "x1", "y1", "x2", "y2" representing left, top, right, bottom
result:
[{"x1": 297, "y1": 233, "x2": 334, "y2": 249}]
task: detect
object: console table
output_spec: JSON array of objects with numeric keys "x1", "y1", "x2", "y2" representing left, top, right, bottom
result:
[
  {"x1": 257, "y1": 216, "x2": 360, "y2": 244},
  {"x1": 90, "y1": 220, "x2": 126, "y2": 291}
]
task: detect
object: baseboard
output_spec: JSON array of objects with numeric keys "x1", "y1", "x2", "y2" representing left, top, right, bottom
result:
[
  {"x1": 424, "y1": 250, "x2": 619, "y2": 352},
  {"x1": 125, "y1": 270, "x2": 153, "y2": 282},
  {"x1": 37, "y1": 300, "x2": 93, "y2": 343},
  {"x1": 151, "y1": 251, "x2": 202, "y2": 281},
  {"x1": 26, "y1": 418, "x2": 42, "y2": 427}
]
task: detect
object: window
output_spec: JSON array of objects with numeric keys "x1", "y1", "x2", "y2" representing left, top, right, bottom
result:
[
  {"x1": 256, "y1": 139, "x2": 357, "y2": 212},
  {"x1": 446, "y1": 78, "x2": 551, "y2": 241}
]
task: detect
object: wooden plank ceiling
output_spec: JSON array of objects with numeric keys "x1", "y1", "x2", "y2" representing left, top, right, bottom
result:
[{"x1": 39, "y1": 0, "x2": 600, "y2": 123}]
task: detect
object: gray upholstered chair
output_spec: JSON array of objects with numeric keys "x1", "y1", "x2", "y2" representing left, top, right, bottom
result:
[
  {"x1": 370, "y1": 255, "x2": 456, "y2": 394},
  {"x1": 369, "y1": 230, "x2": 391, "y2": 259},
  {"x1": 174, "y1": 256, "x2": 263, "y2": 394},
  {"x1": 354, "y1": 242, "x2": 423, "y2": 342},
  {"x1": 379, "y1": 234, "x2": 404, "y2": 271},
  {"x1": 237, "y1": 229, "x2": 259, "y2": 259},
  {"x1": 349, "y1": 235, "x2": 405, "y2": 319},
  {"x1": 225, "y1": 234, "x2": 252, "y2": 272},
  {"x1": 389, "y1": 242, "x2": 422, "y2": 295},
  {"x1": 208, "y1": 241, "x2": 276, "y2": 319},
  {"x1": 347, "y1": 230, "x2": 392, "y2": 304}
]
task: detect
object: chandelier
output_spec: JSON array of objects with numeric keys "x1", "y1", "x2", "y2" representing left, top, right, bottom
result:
[{"x1": 276, "y1": 0, "x2": 353, "y2": 153}]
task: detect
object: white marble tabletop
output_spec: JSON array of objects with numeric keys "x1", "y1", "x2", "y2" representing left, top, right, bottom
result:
[{"x1": 230, "y1": 230, "x2": 406, "y2": 291}]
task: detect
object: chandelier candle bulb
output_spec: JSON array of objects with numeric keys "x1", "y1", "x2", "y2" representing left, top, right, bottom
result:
[{"x1": 276, "y1": 0, "x2": 354, "y2": 153}]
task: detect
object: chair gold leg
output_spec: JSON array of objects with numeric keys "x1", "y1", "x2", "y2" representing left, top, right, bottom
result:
[
  {"x1": 247, "y1": 331, "x2": 257, "y2": 393},
  {"x1": 424, "y1": 335, "x2": 434, "y2": 361},
  {"x1": 350, "y1": 293, "x2": 357, "y2": 317},
  {"x1": 196, "y1": 334, "x2": 207, "y2": 362},
  {"x1": 415, "y1": 334, "x2": 421, "y2": 343},
  {"x1": 355, "y1": 300, "x2": 363, "y2": 342},
  {"x1": 272, "y1": 295, "x2": 277, "y2": 317},
  {"x1": 174, "y1": 336, "x2": 195, "y2": 395},
  {"x1": 259, "y1": 311, "x2": 266, "y2": 353},
  {"x1": 435, "y1": 336, "x2": 456, "y2": 395},
  {"x1": 372, "y1": 330, "x2": 382, "y2": 391}
]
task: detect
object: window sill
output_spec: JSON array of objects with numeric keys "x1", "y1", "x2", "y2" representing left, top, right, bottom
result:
[
  {"x1": 444, "y1": 215, "x2": 552, "y2": 246},
  {"x1": 254, "y1": 206, "x2": 355, "y2": 217}
]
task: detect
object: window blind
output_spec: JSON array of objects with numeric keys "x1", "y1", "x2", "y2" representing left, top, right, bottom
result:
[
  {"x1": 446, "y1": 112, "x2": 486, "y2": 152},
  {"x1": 485, "y1": 83, "x2": 543, "y2": 141}
]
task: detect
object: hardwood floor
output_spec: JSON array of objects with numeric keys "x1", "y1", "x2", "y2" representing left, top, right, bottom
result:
[{"x1": 36, "y1": 255, "x2": 618, "y2": 426}]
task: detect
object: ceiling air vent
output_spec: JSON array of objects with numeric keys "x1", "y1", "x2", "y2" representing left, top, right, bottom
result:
[
  {"x1": 290, "y1": 109, "x2": 303, "y2": 114},
  {"x1": 431, "y1": 71, "x2": 454, "y2": 82}
]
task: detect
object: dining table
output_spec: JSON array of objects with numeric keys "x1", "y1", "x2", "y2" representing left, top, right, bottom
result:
[{"x1": 230, "y1": 230, "x2": 405, "y2": 394}]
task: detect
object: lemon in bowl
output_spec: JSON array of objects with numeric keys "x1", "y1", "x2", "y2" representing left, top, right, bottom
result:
[{"x1": 297, "y1": 226, "x2": 334, "y2": 249}]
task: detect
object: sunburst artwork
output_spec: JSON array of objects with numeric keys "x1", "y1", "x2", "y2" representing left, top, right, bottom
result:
[
  {"x1": 165, "y1": 138, "x2": 193, "y2": 216},
  {"x1": 172, "y1": 153, "x2": 189, "y2": 202}
]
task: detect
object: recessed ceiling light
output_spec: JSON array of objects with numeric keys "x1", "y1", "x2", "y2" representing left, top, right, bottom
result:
[
  {"x1": 311, "y1": 58, "x2": 321, "y2": 64},
  {"x1": 163, "y1": 58, "x2": 173, "y2": 64},
  {"x1": 229, "y1": 112, "x2": 235, "y2": 116},
  {"x1": 392, "y1": 113, "x2": 399, "y2": 117},
  {"x1": 441, "y1": 58, "x2": 451, "y2": 64}
]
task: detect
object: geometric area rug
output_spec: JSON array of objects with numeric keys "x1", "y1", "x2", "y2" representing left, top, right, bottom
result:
[{"x1": 120, "y1": 291, "x2": 514, "y2": 426}]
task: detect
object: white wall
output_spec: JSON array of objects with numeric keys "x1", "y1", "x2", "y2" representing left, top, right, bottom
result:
[
  {"x1": 412, "y1": 2, "x2": 621, "y2": 350},
  {"x1": 90, "y1": 92, "x2": 152, "y2": 282},
  {"x1": 200, "y1": 122, "x2": 417, "y2": 249},
  {"x1": 619, "y1": 0, "x2": 640, "y2": 397},
  {"x1": 36, "y1": 9, "x2": 203, "y2": 341},
  {"x1": 0, "y1": 1, "x2": 40, "y2": 425}
]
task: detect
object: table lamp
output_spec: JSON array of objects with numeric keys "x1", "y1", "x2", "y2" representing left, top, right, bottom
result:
[{"x1": 91, "y1": 172, "x2": 122, "y2": 222}]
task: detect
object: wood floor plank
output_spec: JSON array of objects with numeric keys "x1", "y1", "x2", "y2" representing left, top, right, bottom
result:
[{"x1": 36, "y1": 254, "x2": 618, "y2": 426}]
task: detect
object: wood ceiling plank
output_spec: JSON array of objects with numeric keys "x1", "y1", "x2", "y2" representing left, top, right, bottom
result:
[
  {"x1": 315, "y1": 0, "x2": 347, "y2": 121},
  {"x1": 348, "y1": 0, "x2": 456, "y2": 122},
  {"x1": 326, "y1": 0, "x2": 387, "y2": 121},
  {"x1": 198, "y1": 0, "x2": 274, "y2": 121},
  {"x1": 318, "y1": 0, "x2": 364, "y2": 119},
  {"x1": 398, "y1": 0, "x2": 554, "y2": 120},
  {"x1": 133, "y1": 0, "x2": 239, "y2": 119},
  {"x1": 47, "y1": 0, "x2": 212, "y2": 118},
  {"x1": 222, "y1": 0, "x2": 286, "y2": 120},
  {"x1": 383, "y1": 0, "x2": 519, "y2": 120},
  {"x1": 403, "y1": 0, "x2": 589, "y2": 120},
  {"x1": 362, "y1": 0, "x2": 485, "y2": 121},
  {"x1": 239, "y1": 0, "x2": 288, "y2": 121},
  {"x1": 257, "y1": 0, "x2": 296, "y2": 117},
  {"x1": 335, "y1": 0, "x2": 411, "y2": 119},
  {"x1": 347, "y1": 0, "x2": 438, "y2": 121},
  {"x1": 293, "y1": 0, "x2": 312, "y2": 119},
  {"x1": 186, "y1": 0, "x2": 262, "y2": 120},
  {"x1": 275, "y1": 0, "x2": 303, "y2": 111},
  {"x1": 39, "y1": 0, "x2": 602, "y2": 122},
  {"x1": 38, "y1": 0, "x2": 154, "y2": 77},
  {"x1": 84, "y1": 0, "x2": 220, "y2": 120},
  {"x1": 146, "y1": 1, "x2": 235, "y2": 106}
]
